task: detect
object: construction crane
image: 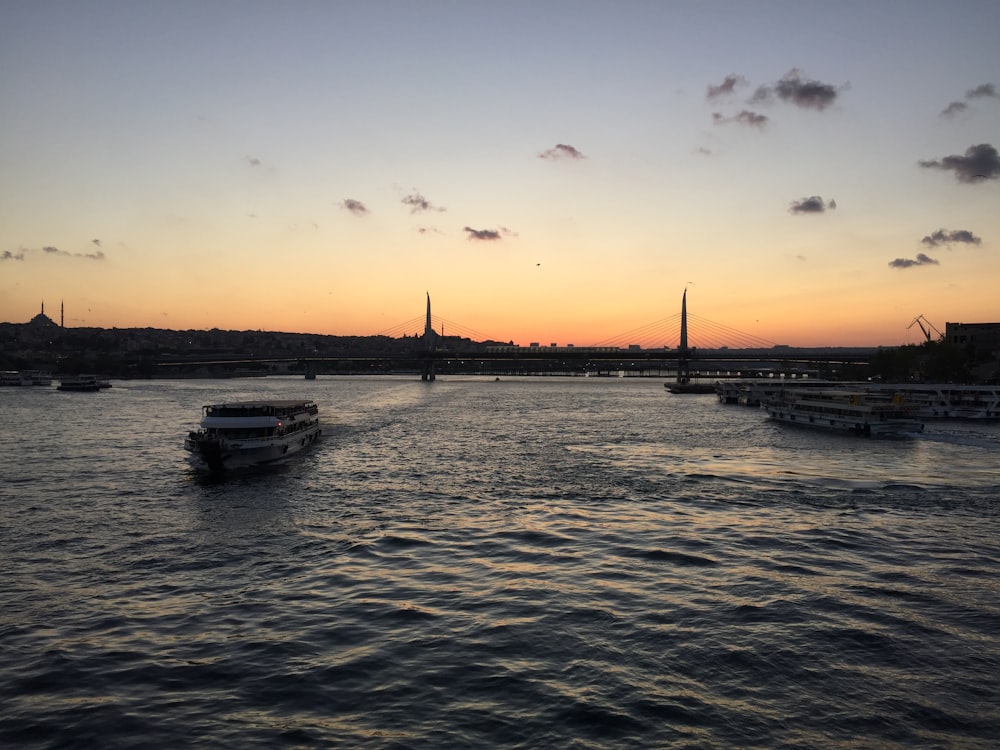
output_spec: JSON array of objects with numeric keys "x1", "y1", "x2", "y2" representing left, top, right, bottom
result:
[{"x1": 907, "y1": 314, "x2": 943, "y2": 342}]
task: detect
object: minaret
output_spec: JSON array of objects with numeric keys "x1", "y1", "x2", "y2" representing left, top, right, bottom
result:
[{"x1": 61, "y1": 300, "x2": 64, "y2": 327}]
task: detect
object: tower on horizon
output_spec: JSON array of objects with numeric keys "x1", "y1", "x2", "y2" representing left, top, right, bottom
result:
[{"x1": 421, "y1": 292, "x2": 436, "y2": 381}]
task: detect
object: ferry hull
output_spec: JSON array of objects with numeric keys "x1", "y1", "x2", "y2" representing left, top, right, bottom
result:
[
  {"x1": 185, "y1": 424, "x2": 322, "y2": 472},
  {"x1": 763, "y1": 405, "x2": 923, "y2": 437},
  {"x1": 184, "y1": 399, "x2": 322, "y2": 473}
]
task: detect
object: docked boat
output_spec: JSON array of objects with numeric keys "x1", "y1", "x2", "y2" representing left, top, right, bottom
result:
[
  {"x1": 864, "y1": 383, "x2": 1000, "y2": 420},
  {"x1": 1, "y1": 370, "x2": 54, "y2": 386},
  {"x1": 57, "y1": 374, "x2": 103, "y2": 392},
  {"x1": 665, "y1": 381, "x2": 716, "y2": 394},
  {"x1": 184, "y1": 400, "x2": 321, "y2": 472},
  {"x1": 763, "y1": 389, "x2": 924, "y2": 437}
]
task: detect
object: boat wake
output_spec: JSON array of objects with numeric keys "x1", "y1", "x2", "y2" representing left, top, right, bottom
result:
[{"x1": 913, "y1": 431, "x2": 1000, "y2": 450}]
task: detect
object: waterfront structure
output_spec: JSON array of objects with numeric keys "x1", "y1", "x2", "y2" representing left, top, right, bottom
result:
[{"x1": 946, "y1": 322, "x2": 1000, "y2": 355}]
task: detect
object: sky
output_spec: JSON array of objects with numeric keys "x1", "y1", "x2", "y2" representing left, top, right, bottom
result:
[{"x1": 2, "y1": 0, "x2": 998, "y2": 348}]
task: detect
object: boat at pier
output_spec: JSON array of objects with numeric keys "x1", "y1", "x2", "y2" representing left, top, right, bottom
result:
[
  {"x1": 863, "y1": 384, "x2": 1000, "y2": 420},
  {"x1": 722, "y1": 380, "x2": 1000, "y2": 420},
  {"x1": 1, "y1": 370, "x2": 54, "y2": 386},
  {"x1": 184, "y1": 400, "x2": 321, "y2": 472},
  {"x1": 763, "y1": 389, "x2": 924, "y2": 437},
  {"x1": 665, "y1": 381, "x2": 716, "y2": 394}
]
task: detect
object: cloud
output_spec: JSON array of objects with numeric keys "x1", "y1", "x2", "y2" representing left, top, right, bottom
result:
[
  {"x1": 940, "y1": 101, "x2": 968, "y2": 117},
  {"x1": 463, "y1": 226, "x2": 516, "y2": 241},
  {"x1": 341, "y1": 198, "x2": 369, "y2": 215},
  {"x1": 245, "y1": 156, "x2": 262, "y2": 167},
  {"x1": 940, "y1": 83, "x2": 997, "y2": 116},
  {"x1": 920, "y1": 228, "x2": 983, "y2": 248},
  {"x1": 539, "y1": 143, "x2": 586, "y2": 160},
  {"x1": 918, "y1": 143, "x2": 1000, "y2": 183},
  {"x1": 889, "y1": 253, "x2": 939, "y2": 269},
  {"x1": 402, "y1": 192, "x2": 445, "y2": 214},
  {"x1": 789, "y1": 196, "x2": 836, "y2": 214},
  {"x1": 751, "y1": 70, "x2": 841, "y2": 110},
  {"x1": 91, "y1": 238, "x2": 101, "y2": 247},
  {"x1": 706, "y1": 74, "x2": 747, "y2": 99},
  {"x1": 464, "y1": 227, "x2": 501, "y2": 241},
  {"x1": 966, "y1": 83, "x2": 998, "y2": 99},
  {"x1": 9, "y1": 245, "x2": 106, "y2": 261},
  {"x1": 712, "y1": 110, "x2": 769, "y2": 128}
]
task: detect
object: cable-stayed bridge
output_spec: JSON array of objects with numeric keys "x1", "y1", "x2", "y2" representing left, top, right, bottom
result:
[
  {"x1": 381, "y1": 290, "x2": 777, "y2": 352},
  {"x1": 389, "y1": 290, "x2": 876, "y2": 382},
  {"x1": 379, "y1": 310, "x2": 776, "y2": 352},
  {"x1": 156, "y1": 291, "x2": 879, "y2": 379}
]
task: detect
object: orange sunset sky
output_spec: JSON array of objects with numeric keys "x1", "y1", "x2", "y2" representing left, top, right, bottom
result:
[{"x1": 2, "y1": 1, "x2": 998, "y2": 347}]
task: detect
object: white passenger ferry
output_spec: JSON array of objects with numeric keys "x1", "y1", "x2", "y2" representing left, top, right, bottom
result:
[
  {"x1": 184, "y1": 400, "x2": 321, "y2": 472},
  {"x1": 0, "y1": 370, "x2": 53, "y2": 386},
  {"x1": 865, "y1": 383, "x2": 1000, "y2": 420},
  {"x1": 763, "y1": 389, "x2": 924, "y2": 437}
]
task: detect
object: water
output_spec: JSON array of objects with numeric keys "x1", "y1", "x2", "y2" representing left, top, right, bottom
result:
[{"x1": 2, "y1": 376, "x2": 999, "y2": 748}]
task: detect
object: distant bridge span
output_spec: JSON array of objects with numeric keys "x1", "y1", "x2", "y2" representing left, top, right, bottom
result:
[{"x1": 155, "y1": 291, "x2": 883, "y2": 377}]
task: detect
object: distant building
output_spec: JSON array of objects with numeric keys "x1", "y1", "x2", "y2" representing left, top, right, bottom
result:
[
  {"x1": 26, "y1": 301, "x2": 60, "y2": 329},
  {"x1": 946, "y1": 322, "x2": 1000, "y2": 355}
]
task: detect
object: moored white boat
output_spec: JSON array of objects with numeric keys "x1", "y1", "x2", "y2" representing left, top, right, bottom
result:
[
  {"x1": 763, "y1": 389, "x2": 924, "y2": 437},
  {"x1": 184, "y1": 400, "x2": 322, "y2": 472},
  {"x1": 1, "y1": 370, "x2": 54, "y2": 386},
  {"x1": 864, "y1": 383, "x2": 1000, "y2": 420}
]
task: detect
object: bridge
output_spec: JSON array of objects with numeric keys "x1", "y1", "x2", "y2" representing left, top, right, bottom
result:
[
  {"x1": 156, "y1": 290, "x2": 880, "y2": 380},
  {"x1": 403, "y1": 288, "x2": 877, "y2": 381}
]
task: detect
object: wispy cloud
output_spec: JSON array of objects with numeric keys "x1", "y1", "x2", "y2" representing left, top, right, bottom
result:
[
  {"x1": 706, "y1": 74, "x2": 747, "y2": 99},
  {"x1": 712, "y1": 110, "x2": 769, "y2": 128},
  {"x1": 918, "y1": 143, "x2": 1000, "y2": 183},
  {"x1": 465, "y1": 227, "x2": 500, "y2": 241},
  {"x1": 751, "y1": 69, "x2": 842, "y2": 110},
  {"x1": 245, "y1": 155, "x2": 262, "y2": 167},
  {"x1": 889, "y1": 253, "x2": 939, "y2": 269},
  {"x1": 940, "y1": 82, "x2": 997, "y2": 117},
  {"x1": 789, "y1": 196, "x2": 837, "y2": 214},
  {"x1": 402, "y1": 192, "x2": 445, "y2": 214},
  {"x1": 921, "y1": 228, "x2": 982, "y2": 248},
  {"x1": 966, "y1": 83, "x2": 998, "y2": 100},
  {"x1": 939, "y1": 101, "x2": 968, "y2": 117},
  {"x1": 341, "y1": 198, "x2": 369, "y2": 215},
  {"x1": 5, "y1": 245, "x2": 106, "y2": 261},
  {"x1": 539, "y1": 143, "x2": 586, "y2": 160},
  {"x1": 463, "y1": 226, "x2": 517, "y2": 241}
]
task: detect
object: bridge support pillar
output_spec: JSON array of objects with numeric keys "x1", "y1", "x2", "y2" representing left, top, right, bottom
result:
[{"x1": 421, "y1": 357, "x2": 435, "y2": 381}]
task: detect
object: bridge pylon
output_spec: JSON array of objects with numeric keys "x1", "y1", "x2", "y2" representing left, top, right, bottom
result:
[
  {"x1": 676, "y1": 288, "x2": 691, "y2": 384},
  {"x1": 421, "y1": 292, "x2": 436, "y2": 381}
]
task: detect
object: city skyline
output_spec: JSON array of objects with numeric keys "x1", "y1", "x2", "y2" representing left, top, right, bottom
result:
[{"x1": 2, "y1": 1, "x2": 998, "y2": 347}]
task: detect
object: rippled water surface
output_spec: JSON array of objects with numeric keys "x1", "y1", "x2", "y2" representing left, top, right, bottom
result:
[{"x1": 2, "y1": 377, "x2": 999, "y2": 748}]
